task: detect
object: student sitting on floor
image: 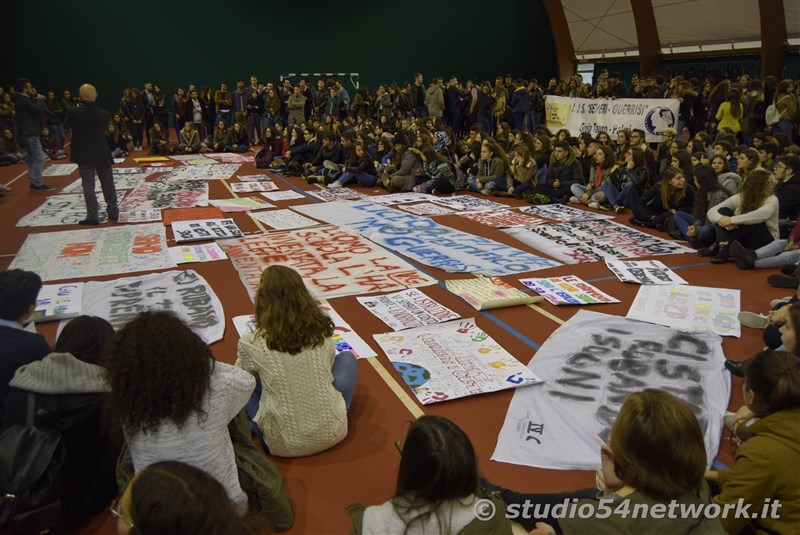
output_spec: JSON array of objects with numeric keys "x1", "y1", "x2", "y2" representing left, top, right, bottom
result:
[
  {"x1": 347, "y1": 415, "x2": 512, "y2": 534},
  {"x1": 236, "y1": 265, "x2": 356, "y2": 457},
  {"x1": 536, "y1": 140, "x2": 583, "y2": 203},
  {"x1": 601, "y1": 146, "x2": 651, "y2": 214},
  {"x1": 467, "y1": 139, "x2": 508, "y2": 195},
  {"x1": 40, "y1": 125, "x2": 66, "y2": 159},
  {"x1": 176, "y1": 121, "x2": 202, "y2": 154},
  {"x1": 148, "y1": 121, "x2": 169, "y2": 156},
  {"x1": 487, "y1": 390, "x2": 722, "y2": 534},
  {"x1": 381, "y1": 133, "x2": 423, "y2": 193},
  {"x1": 570, "y1": 144, "x2": 615, "y2": 209},
  {"x1": 0, "y1": 127, "x2": 26, "y2": 165},
  {"x1": 706, "y1": 350, "x2": 800, "y2": 535},
  {"x1": 211, "y1": 119, "x2": 232, "y2": 152},
  {"x1": 225, "y1": 121, "x2": 250, "y2": 153},
  {"x1": 105, "y1": 311, "x2": 256, "y2": 515},
  {"x1": 106, "y1": 122, "x2": 130, "y2": 158},
  {"x1": 413, "y1": 146, "x2": 457, "y2": 195},
  {"x1": 328, "y1": 139, "x2": 377, "y2": 189},
  {"x1": 115, "y1": 461, "x2": 267, "y2": 535},
  {"x1": 2, "y1": 316, "x2": 119, "y2": 530},
  {"x1": 673, "y1": 164, "x2": 730, "y2": 246},
  {"x1": 628, "y1": 167, "x2": 694, "y2": 230}
]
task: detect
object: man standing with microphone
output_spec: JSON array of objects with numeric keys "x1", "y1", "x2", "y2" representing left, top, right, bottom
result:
[{"x1": 65, "y1": 84, "x2": 118, "y2": 225}]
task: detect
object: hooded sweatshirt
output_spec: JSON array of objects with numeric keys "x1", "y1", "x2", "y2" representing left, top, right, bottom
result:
[{"x1": 9, "y1": 351, "x2": 109, "y2": 395}]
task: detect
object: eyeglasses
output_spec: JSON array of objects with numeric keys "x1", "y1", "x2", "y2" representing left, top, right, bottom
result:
[{"x1": 110, "y1": 497, "x2": 134, "y2": 528}]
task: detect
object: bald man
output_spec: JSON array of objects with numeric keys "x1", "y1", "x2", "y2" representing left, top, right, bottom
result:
[{"x1": 64, "y1": 84, "x2": 118, "y2": 224}]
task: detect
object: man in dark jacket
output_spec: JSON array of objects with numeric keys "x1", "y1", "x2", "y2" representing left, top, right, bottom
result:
[
  {"x1": 65, "y1": 84, "x2": 118, "y2": 224},
  {"x1": 538, "y1": 141, "x2": 584, "y2": 203},
  {"x1": 13, "y1": 78, "x2": 52, "y2": 191},
  {"x1": 510, "y1": 80, "x2": 530, "y2": 132},
  {"x1": 608, "y1": 72, "x2": 629, "y2": 99},
  {"x1": 775, "y1": 154, "x2": 800, "y2": 238}
]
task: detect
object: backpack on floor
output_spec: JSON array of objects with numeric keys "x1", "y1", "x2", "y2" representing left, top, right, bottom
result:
[
  {"x1": 0, "y1": 393, "x2": 66, "y2": 534},
  {"x1": 254, "y1": 147, "x2": 274, "y2": 168}
]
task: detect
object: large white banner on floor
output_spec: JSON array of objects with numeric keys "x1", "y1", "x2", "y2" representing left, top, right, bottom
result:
[
  {"x1": 374, "y1": 319, "x2": 541, "y2": 404},
  {"x1": 17, "y1": 192, "x2": 126, "y2": 227},
  {"x1": 492, "y1": 310, "x2": 729, "y2": 470},
  {"x1": 218, "y1": 225, "x2": 437, "y2": 300},
  {"x1": 10, "y1": 223, "x2": 176, "y2": 281},
  {"x1": 59, "y1": 172, "x2": 153, "y2": 194},
  {"x1": 68, "y1": 269, "x2": 224, "y2": 344},
  {"x1": 627, "y1": 285, "x2": 741, "y2": 337},
  {"x1": 293, "y1": 200, "x2": 431, "y2": 234},
  {"x1": 161, "y1": 163, "x2": 240, "y2": 181},
  {"x1": 357, "y1": 289, "x2": 460, "y2": 331},
  {"x1": 545, "y1": 96, "x2": 679, "y2": 143},
  {"x1": 118, "y1": 180, "x2": 209, "y2": 211},
  {"x1": 519, "y1": 204, "x2": 614, "y2": 223},
  {"x1": 504, "y1": 220, "x2": 693, "y2": 264},
  {"x1": 249, "y1": 209, "x2": 321, "y2": 230}
]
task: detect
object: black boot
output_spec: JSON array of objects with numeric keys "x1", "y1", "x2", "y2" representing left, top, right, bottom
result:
[
  {"x1": 710, "y1": 242, "x2": 731, "y2": 264},
  {"x1": 697, "y1": 243, "x2": 719, "y2": 257}
]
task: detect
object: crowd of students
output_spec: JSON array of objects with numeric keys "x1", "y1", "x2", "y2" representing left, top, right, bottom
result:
[{"x1": 1, "y1": 67, "x2": 800, "y2": 534}]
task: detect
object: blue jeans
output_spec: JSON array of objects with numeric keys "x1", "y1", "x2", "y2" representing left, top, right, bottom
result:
[
  {"x1": 494, "y1": 177, "x2": 533, "y2": 197},
  {"x1": 774, "y1": 119, "x2": 793, "y2": 138},
  {"x1": 512, "y1": 112, "x2": 525, "y2": 131},
  {"x1": 602, "y1": 181, "x2": 637, "y2": 208},
  {"x1": 49, "y1": 123, "x2": 65, "y2": 149},
  {"x1": 526, "y1": 111, "x2": 542, "y2": 132},
  {"x1": 339, "y1": 171, "x2": 377, "y2": 187},
  {"x1": 755, "y1": 239, "x2": 800, "y2": 269},
  {"x1": 19, "y1": 136, "x2": 44, "y2": 187},
  {"x1": 477, "y1": 113, "x2": 493, "y2": 134},
  {"x1": 246, "y1": 351, "x2": 358, "y2": 451},
  {"x1": 570, "y1": 183, "x2": 604, "y2": 204},
  {"x1": 673, "y1": 211, "x2": 715, "y2": 243}
]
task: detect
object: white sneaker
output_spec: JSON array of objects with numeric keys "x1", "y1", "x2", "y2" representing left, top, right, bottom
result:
[
  {"x1": 737, "y1": 311, "x2": 769, "y2": 329},
  {"x1": 327, "y1": 181, "x2": 342, "y2": 189},
  {"x1": 569, "y1": 196, "x2": 579, "y2": 204},
  {"x1": 588, "y1": 201, "x2": 600, "y2": 209}
]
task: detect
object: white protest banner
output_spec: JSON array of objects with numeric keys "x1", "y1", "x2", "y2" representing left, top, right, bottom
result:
[
  {"x1": 71, "y1": 270, "x2": 224, "y2": 344},
  {"x1": 366, "y1": 192, "x2": 432, "y2": 206},
  {"x1": 357, "y1": 289, "x2": 460, "y2": 331},
  {"x1": 59, "y1": 172, "x2": 153, "y2": 194},
  {"x1": 492, "y1": 310, "x2": 729, "y2": 470},
  {"x1": 545, "y1": 96, "x2": 680, "y2": 143},
  {"x1": 627, "y1": 285, "x2": 741, "y2": 337},
  {"x1": 208, "y1": 198, "x2": 274, "y2": 212},
  {"x1": 118, "y1": 180, "x2": 209, "y2": 211},
  {"x1": 305, "y1": 188, "x2": 369, "y2": 202},
  {"x1": 172, "y1": 219, "x2": 244, "y2": 243},
  {"x1": 231, "y1": 181, "x2": 279, "y2": 193},
  {"x1": 458, "y1": 209, "x2": 548, "y2": 228},
  {"x1": 397, "y1": 202, "x2": 458, "y2": 217},
  {"x1": 16, "y1": 192, "x2": 127, "y2": 227},
  {"x1": 249, "y1": 209, "x2": 320, "y2": 230},
  {"x1": 606, "y1": 259, "x2": 688, "y2": 285},
  {"x1": 429, "y1": 195, "x2": 506, "y2": 212},
  {"x1": 293, "y1": 200, "x2": 431, "y2": 234},
  {"x1": 113, "y1": 158, "x2": 126, "y2": 164},
  {"x1": 219, "y1": 226, "x2": 437, "y2": 300},
  {"x1": 238, "y1": 174, "x2": 274, "y2": 182},
  {"x1": 113, "y1": 167, "x2": 144, "y2": 174},
  {"x1": 520, "y1": 275, "x2": 620, "y2": 305},
  {"x1": 232, "y1": 314, "x2": 257, "y2": 337},
  {"x1": 204, "y1": 152, "x2": 253, "y2": 163},
  {"x1": 168, "y1": 243, "x2": 229, "y2": 264},
  {"x1": 444, "y1": 278, "x2": 541, "y2": 310},
  {"x1": 519, "y1": 204, "x2": 614, "y2": 222},
  {"x1": 261, "y1": 190, "x2": 306, "y2": 201},
  {"x1": 374, "y1": 319, "x2": 541, "y2": 404},
  {"x1": 31, "y1": 283, "x2": 83, "y2": 322},
  {"x1": 10, "y1": 223, "x2": 175, "y2": 281},
  {"x1": 180, "y1": 158, "x2": 219, "y2": 166},
  {"x1": 320, "y1": 304, "x2": 377, "y2": 358},
  {"x1": 169, "y1": 154, "x2": 207, "y2": 161},
  {"x1": 42, "y1": 163, "x2": 78, "y2": 176},
  {"x1": 363, "y1": 221, "x2": 561, "y2": 276},
  {"x1": 503, "y1": 220, "x2": 693, "y2": 264},
  {"x1": 118, "y1": 210, "x2": 162, "y2": 223},
  {"x1": 161, "y1": 163, "x2": 240, "y2": 181}
]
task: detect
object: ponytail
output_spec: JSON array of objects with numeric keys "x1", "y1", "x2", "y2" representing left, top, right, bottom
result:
[{"x1": 744, "y1": 350, "x2": 800, "y2": 416}]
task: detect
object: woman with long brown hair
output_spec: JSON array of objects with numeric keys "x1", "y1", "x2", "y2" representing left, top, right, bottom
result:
[
  {"x1": 236, "y1": 265, "x2": 356, "y2": 457},
  {"x1": 629, "y1": 167, "x2": 694, "y2": 230}
]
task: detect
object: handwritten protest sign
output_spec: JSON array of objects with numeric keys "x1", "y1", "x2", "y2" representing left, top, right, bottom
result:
[
  {"x1": 219, "y1": 225, "x2": 437, "y2": 300},
  {"x1": 113, "y1": 167, "x2": 144, "y2": 174},
  {"x1": 169, "y1": 154, "x2": 207, "y2": 161},
  {"x1": 520, "y1": 275, "x2": 620, "y2": 305},
  {"x1": 606, "y1": 259, "x2": 688, "y2": 285},
  {"x1": 445, "y1": 278, "x2": 541, "y2": 310},
  {"x1": 172, "y1": 219, "x2": 244, "y2": 242},
  {"x1": 503, "y1": 220, "x2": 693, "y2": 264},
  {"x1": 10, "y1": 223, "x2": 175, "y2": 281},
  {"x1": 204, "y1": 152, "x2": 253, "y2": 163},
  {"x1": 17, "y1": 192, "x2": 126, "y2": 227},
  {"x1": 118, "y1": 180, "x2": 209, "y2": 211},
  {"x1": 293, "y1": 200, "x2": 431, "y2": 234},
  {"x1": 163, "y1": 207, "x2": 223, "y2": 225},
  {"x1": 518, "y1": 204, "x2": 614, "y2": 222},
  {"x1": 31, "y1": 283, "x2": 83, "y2": 322},
  {"x1": 261, "y1": 190, "x2": 306, "y2": 201},
  {"x1": 42, "y1": 163, "x2": 78, "y2": 176},
  {"x1": 168, "y1": 243, "x2": 228, "y2": 264},
  {"x1": 627, "y1": 285, "x2": 741, "y2": 337},
  {"x1": 249, "y1": 209, "x2": 321, "y2": 230},
  {"x1": 366, "y1": 192, "x2": 432, "y2": 206},
  {"x1": 305, "y1": 188, "x2": 369, "y2": 202},
  {"x1": 492, "y1": 310, "x2": 729, "y2": 470},
  {"x1": 458, "y1": 209, "x2": 547, "y2": 228},
  {"x1": 118, "y1": 210, "x2": 162, "y2": 224},
  {"x1": 180, "y1": 158, "x2": 219, "y2": 166},
  {"x1": 208, "y1": 198, "x2": 274, "y2": 212},
  {"x1": 429, "y1": 195, "x2": 506, "y2": 212},
  {"x1": 160, "y1": 163, "x2": 240, "y2": 181},
  {"x1": 59, "y1": 172, "x2": 152, "y2": 194},
  {"x1": 69, "y1": 270, "x2": 224, "y2": 343},
  {"x1": 238, "y1": 174, "x2": 274, "y2": 182},
  {"x1": 231, "y1": 182, "x2": 279, "y2": 193},
  {"x1": 374, "y1": 319, "x2": 541, "y2": 404},
  {"x1": 397, "y1": 203, "x2": 459, "y2": 217},
  {"x1": 357, "y1": 289, "x2": 460, "y2": 331}
]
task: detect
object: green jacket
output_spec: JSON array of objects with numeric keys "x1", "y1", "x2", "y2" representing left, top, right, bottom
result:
[
  {"x1": 116, "y1": 409, "x2": 294, "y2": 532},
  {"x1": 715, "y1": 407, "x2": 800, "y2": 534}
]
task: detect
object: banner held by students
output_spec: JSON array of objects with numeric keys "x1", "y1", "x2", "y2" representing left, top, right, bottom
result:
[
  {"x1": 10, "y1": 223, "x2": 175, "y2": 281},
  {"x1": 627, "y1": 285, "x2": 741, "y2": 337},
  {"x1": 357, "y1": 289, "x2": 460, "y2": 331},
  {"x1": 374, "y1": 318, "x2": 541, "y2": 405},
  {"x1": 492, "y1": 310, "x2": 729, "y2": 470}
]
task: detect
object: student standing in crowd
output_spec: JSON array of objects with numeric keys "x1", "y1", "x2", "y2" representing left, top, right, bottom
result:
[{"x1": 13, "y1": 78, "x2": 51, "y2": 191}]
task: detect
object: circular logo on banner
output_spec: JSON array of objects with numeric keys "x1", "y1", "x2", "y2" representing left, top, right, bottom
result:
[{"x1": 645, "y1": 107, "x2": 677, "y2": 136}]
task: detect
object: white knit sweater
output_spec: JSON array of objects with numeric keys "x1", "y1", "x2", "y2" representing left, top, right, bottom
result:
[
  {"x1": 236, "y1": 334, "x2": 347, "y2": 457},
  {"x1": 125, "y1": 362, "x2": 254, "y2": 514}
]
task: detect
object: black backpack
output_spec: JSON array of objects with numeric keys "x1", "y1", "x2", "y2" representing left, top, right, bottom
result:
[{"x1": 0, "y1": 393, "x2": 67, "y2": 534}]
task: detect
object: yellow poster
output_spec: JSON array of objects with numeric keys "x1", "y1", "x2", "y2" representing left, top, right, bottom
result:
[{"x1": 545, "y1": 101, "x2": 571, "y2": 128}]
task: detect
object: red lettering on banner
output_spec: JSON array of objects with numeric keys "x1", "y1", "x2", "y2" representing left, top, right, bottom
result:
[
  {"x1": 131, "y1": 234, "x2": 163, "y2": 254},
  {"x1": 58, "y1": 242, "x2": 96, "y2": 258}
]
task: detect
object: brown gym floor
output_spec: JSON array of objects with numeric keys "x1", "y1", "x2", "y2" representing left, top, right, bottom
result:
[{"x1": 0, "y1": 147, "x2": 777, "y2": 534}]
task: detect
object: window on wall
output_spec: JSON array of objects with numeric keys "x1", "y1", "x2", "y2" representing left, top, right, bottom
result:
[{"x1": 577, "y1": 63, "x2": 594, "y2": 85}]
